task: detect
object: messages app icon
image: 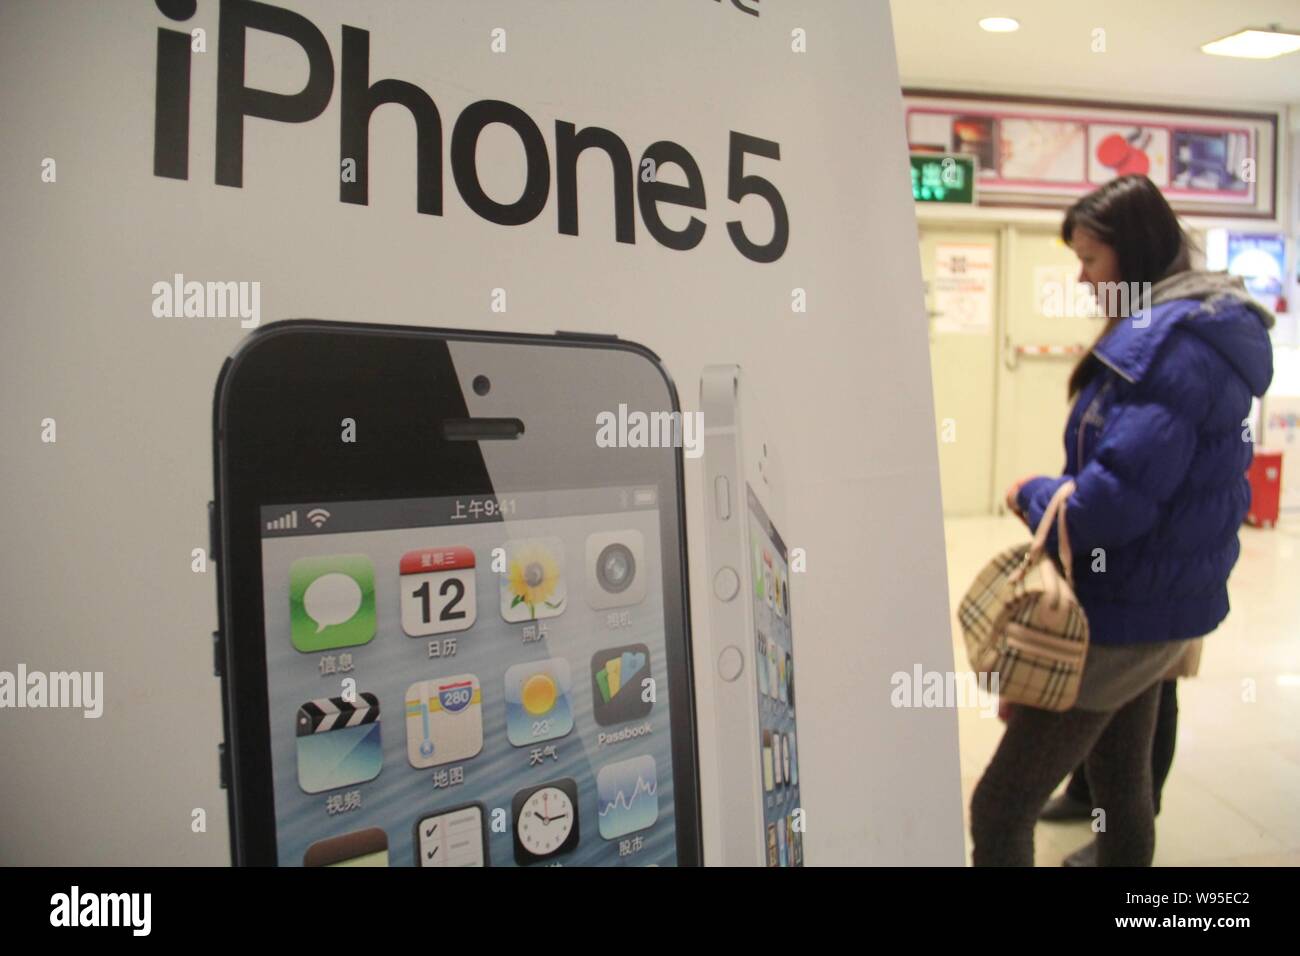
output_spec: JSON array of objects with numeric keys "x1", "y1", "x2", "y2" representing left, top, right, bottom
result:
[{"x1": 290, "y1": 555, "x2": 376, "y2": 653}]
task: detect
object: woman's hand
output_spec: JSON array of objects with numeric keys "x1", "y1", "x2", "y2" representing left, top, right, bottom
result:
[{"x1": 1004, "y1": 475, "x2": 1038, "y2": 525}]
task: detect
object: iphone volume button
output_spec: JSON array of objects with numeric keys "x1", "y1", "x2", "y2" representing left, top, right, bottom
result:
[
  {"x1": 717, "y1": 645, "x2": 744, "y2": 682},
  {"x1": 713, "y1": 566, "x2": 740, "y2": 602},
  {"x1": 208, "y1": 498, "x2": 226, "y2": 637},
  {"x1": 714, "y1": 475, "x2": 731, "y2": 519},
  {"x1": 207, "y1": 499, "x2": 220, "y2": 564},
  {"x1": 218, "y1": 741, "x2": 230, "y2": 790}
]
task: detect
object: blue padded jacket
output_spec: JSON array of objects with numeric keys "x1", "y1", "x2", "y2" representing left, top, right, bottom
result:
[{"x1": 1016, "y1": 272, "x2": 1274, "y2": 646}]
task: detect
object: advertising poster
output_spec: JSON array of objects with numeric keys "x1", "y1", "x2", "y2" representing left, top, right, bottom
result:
[
  {"x1": 1226, "y1": 233, "x2": 1287, "y2": 314},
  {"x1": 1263, "y1": 396, "x2": 1300, "y2": 511},
  {"x1": 0, "y1": 0, "x2": 962, "y2": 867}
]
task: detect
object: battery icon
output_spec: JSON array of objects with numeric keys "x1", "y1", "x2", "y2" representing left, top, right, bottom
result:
[{"x1": 633, "y1": 488, "x2": 657, "y2": 507}]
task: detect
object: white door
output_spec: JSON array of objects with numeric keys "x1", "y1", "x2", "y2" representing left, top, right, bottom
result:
[
  {"x1": 993, "y1": 226, "x2": 1102, "y2": 513},
  {"x1": 920, "y1": 226, "x2": 1000, "y2": 515}
]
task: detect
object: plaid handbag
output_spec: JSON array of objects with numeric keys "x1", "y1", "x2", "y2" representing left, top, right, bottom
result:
[{"x1": 958, "y1": 481, "x2": 1088, "y2": 711}]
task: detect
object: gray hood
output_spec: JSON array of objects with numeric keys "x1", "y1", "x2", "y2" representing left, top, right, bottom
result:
[{"x1": 1150, "y1": 269, "x2": 1276, "y2": 329}]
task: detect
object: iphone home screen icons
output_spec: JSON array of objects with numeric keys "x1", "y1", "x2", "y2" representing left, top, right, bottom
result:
[
  {"x1": 400, "y1": 547, "x2": 477, "y2": 637},
  {"x1": 596, "y1": 755, "x2": 658, "y2": 840},
  {"x1": 585, "y1": 530, "x2": 646, "y2": 609},
  {"x1": 591, "y1": 644, "x2": 652, "y2": 725},
  {"x1": 296, "y1": 693, "x2": 382, "y2": 794},
  {"x1": 414, "y1": 804, "x2": 488, "y2": 867},
  {"x1": 303, "y1": 828, "x2": 389, "y2": 867},
  {"x1": 500, "y1": 538, "x2": 567, "y2": 622},
  {"x1": 504, "y1": 659, "x2": 574, "y2": 746},
  {"x1": 512, "y1": 778, "x2": 580, "y2": 864},
  {"x1": 285, "y1": 517, "x2": 665, "y2": 865},
  {"x1": 405, "y1": 675, "x2": 484, "y2": 768},
  {"x1": 289, "y1": 554, "x2": 376, "y2": 653}
]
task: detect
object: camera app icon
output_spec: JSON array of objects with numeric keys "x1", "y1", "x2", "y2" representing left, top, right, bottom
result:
[{"x1": 585, "y1": 530, "x2": 646, "y2": 610}]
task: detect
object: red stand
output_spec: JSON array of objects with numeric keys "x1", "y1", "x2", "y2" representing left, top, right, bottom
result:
[{"x1": 1246, "y1": 450, "x2": 1283, "y2": 528}]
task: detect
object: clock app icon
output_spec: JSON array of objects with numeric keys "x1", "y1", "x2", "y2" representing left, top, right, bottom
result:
[{"x1": 512, "y1": 778, "x2": 580, "y2": 864}]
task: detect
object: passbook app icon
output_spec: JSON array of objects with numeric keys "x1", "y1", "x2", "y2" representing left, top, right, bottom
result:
[
  {"x1": 296, "y1": 693, "x2": 382, "y2": 794},
  {"x1": 289, "y1": 554, "x2": 376, "y2": 653},
  {"x1": 591, "y1": 643, "x2": 652, "y2": 725}
]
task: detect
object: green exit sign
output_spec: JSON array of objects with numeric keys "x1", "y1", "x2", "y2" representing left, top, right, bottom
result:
[{"x1": 910, "y1": 154, "x2": 976, "y2": 204}]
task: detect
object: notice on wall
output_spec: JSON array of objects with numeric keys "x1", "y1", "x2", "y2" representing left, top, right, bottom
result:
[
  {"x1": 932, "y1": 243, "x2": 993, "y2": 334},
  {"x1": 1263, "y1": 395, "x2": 1300, "y2": 511}
]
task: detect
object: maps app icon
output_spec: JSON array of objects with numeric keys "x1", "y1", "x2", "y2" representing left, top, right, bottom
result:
[{"x1": 405, "y1": 676, "x2": 483, "y2": 768}]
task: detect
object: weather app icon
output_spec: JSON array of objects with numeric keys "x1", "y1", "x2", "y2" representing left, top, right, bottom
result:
[
  {"x1": 596, "y1": 754, "x2": 658, "y2": 840},
  {"x1": 504, "y1": 659, "x2": 574, "y2": 747}
]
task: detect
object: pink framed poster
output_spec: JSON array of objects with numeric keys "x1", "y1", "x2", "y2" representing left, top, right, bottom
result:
[{"x1": 903, "y1": 90, "x2": 1278, "y2": 218}]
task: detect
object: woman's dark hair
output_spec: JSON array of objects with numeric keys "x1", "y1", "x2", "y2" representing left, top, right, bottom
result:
[{"x1": 1062, "y1": 174, "x2": 1191, "y2": 397}]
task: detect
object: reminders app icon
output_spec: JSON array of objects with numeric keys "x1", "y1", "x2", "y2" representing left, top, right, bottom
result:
[{"x1": 296, "y1": 693, "x2": 382, "y2": 794}]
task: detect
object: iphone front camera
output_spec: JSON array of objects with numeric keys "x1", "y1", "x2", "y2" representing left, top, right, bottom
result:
[{"x1": 472, "y1": 374, "x2": 491, "y2": 396}]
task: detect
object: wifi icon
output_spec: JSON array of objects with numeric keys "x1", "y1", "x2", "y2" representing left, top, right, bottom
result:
[{"x1": 306, "y1": 508, "x2": 332, "y2": 529}]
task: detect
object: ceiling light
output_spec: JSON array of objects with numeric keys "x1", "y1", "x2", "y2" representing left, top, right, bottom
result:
[
  {"x1": 1201, "y1": 27, "x2": 1300, "y2": 59},
  {"x1": 979, "y1": 17, "x2": 1020, "y2": 33}
]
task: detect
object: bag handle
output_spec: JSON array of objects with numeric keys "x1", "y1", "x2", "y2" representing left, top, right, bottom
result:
[
  {"x1": 1009, "y1": 479, "x2": 1076, "y2": 591},
  {"x1": 1025, "y1": 479, "x2": 1077, "y2": 584}
]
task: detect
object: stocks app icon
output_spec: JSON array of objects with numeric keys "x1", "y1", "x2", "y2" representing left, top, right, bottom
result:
[{"x1": 596, "y1": 754, "x2": 658, "y2": 840}]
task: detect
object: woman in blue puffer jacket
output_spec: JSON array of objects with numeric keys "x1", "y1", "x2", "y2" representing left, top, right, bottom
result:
[{"x1": 969, "y1": 174, "x2": 1274, "y2": 867}]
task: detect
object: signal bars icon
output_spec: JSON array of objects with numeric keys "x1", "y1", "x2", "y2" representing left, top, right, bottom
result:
[
  {"x1": 266, "y1": 510, "x2": 298, "y2": 531},
  {"x1": 266, "y1": 508, "x2": 331, "y2": 532}
]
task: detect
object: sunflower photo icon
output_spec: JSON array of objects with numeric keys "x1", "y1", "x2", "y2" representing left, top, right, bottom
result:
[{"x1": 500, "y1": 537, "x2": 567, "y2": 623}]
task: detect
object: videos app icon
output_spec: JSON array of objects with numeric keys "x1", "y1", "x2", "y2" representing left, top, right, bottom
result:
[{"x1": 295, "y1": 693, "x2": 382, "y2": 794}]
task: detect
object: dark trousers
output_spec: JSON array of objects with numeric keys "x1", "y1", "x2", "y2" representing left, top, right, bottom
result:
[
  {"x1": 970, "y1": 681, "x2": 1163, "y2": 866},
  {"x1": 1066, "y1": 679, "x2": 1179, "y2": 815}
]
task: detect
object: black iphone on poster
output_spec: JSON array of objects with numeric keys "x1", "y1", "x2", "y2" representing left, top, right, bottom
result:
[{"x1": 212, "y1": 321, "x2": 700, "y2": 866}]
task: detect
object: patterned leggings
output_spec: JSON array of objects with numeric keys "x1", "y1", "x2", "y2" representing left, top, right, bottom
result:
[{"x1": 970, "y1": 680, "x2": 1161, "y2": 866}]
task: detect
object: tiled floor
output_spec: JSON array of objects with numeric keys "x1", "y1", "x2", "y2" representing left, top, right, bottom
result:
[{"x1": 944, "y1": 513, "x2": 1300, "y2": 867}]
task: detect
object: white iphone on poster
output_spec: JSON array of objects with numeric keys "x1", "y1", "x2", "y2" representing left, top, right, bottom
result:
[{"x1": 700, "y1": 365, "x2": 802, "y2": 866}]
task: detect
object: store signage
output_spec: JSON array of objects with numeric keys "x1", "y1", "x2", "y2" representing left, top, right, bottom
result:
[{"x1": 910, "y1": 154, "x2": 976, "y2": 204}]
